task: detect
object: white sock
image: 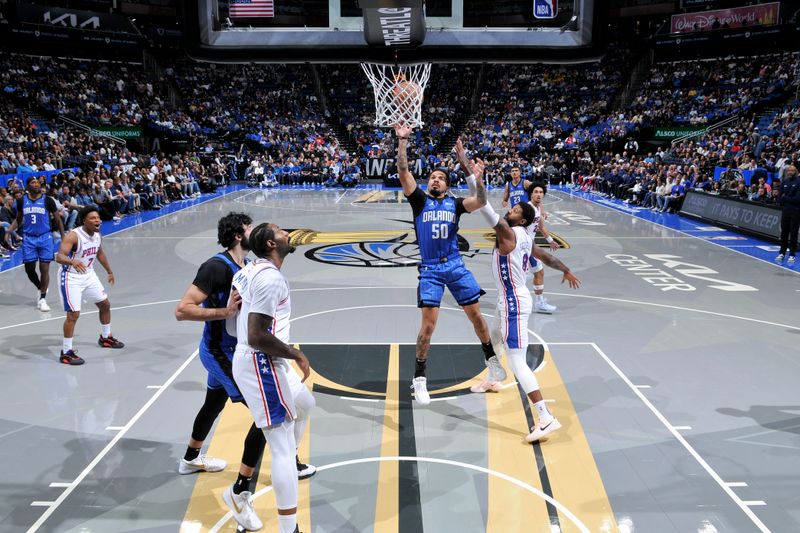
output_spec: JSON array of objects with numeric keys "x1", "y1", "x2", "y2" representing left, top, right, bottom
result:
[
  {"x1": 278, "y1": 513, "x2": 297, "y2": 533},
  {"x1": 535, "y1": 293, "x2": 543, "y2": 303},
  {"x1": 534, "y1": 400, "x2": 553, "y2": 423},
  {"x1": 101, "y1": 324, "x2": 112, "y2": 337},
  {"x1": 63, "y1": 338, "x2": 73, "y2": 352}
]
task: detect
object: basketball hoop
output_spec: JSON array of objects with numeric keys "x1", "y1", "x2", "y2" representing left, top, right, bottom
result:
[{"x1": 361, "y1": 63, "x2": 432, "y2": 128}]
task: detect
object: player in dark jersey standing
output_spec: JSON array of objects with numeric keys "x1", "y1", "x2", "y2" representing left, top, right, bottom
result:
[
  {"x1": 174, "y1": 213, "x2": 315, "y2": 531},
  {"x1": 395, "y1": 125, "x2": 503, "y2": 405},
  {"x1": 9, "y1": 176, "x2": 64, "y2": 311}
]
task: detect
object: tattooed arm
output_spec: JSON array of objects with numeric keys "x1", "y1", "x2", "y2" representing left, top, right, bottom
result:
[
  {"x1": 394, "y1": 124, "x2": 417, "y2": 196},
  {"x1": 531, "y1": 245, "x2": 581, "y2": 289}
]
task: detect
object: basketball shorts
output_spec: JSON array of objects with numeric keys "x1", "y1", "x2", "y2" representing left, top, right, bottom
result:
[
  {"x1": 22, "y1": 233, "x2": 54, "y2": 263},
  {"x1": 494, "y1": 296, "x2": 532, "y2": 350},
  {"x1": 417, "y1": 259, "x2": 485, "y2": 307},
  {"x1": 199, "y1": 343, "x2": 243, "y2": 402},
  {"x1": 59, "y1": 269, "x2": 107, "y2": 312},
  {"x1": 528, "y1": 255, "x2": 543, "y2": 274},
  {"x1": 233, "y1": 346, "x2": 302, "y2": 428}
]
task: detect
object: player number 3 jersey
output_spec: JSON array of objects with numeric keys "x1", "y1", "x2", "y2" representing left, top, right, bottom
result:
[{"x1": 63, "y1": 227, "x2": 102, "y2": 275}]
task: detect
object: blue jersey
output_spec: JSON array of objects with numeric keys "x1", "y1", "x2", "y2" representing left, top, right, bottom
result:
[
  {"x1": 408, "y1": 187, "x2": 466, "y2": 263},
  {"x1": 507, "y1": 179, "x2": 529, "y2": 207},
  {"x1": 19, "y1": 194, "x2": 55, "y2": 237}
]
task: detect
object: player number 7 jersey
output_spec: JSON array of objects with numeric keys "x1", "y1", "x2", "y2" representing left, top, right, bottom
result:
[{"x1": 63, "y1": 227, "x2": 102, "y2": 275}]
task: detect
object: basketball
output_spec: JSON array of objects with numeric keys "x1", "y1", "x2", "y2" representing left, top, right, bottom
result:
[{"x1": 392, "y1": 79, "x2": 422, "y2": 109}]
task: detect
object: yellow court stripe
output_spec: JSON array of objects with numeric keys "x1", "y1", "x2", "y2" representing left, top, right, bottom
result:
[
  {"x1": 181, "y1": 402, "x2": 264, "y2": 532},
  {"x1": 374, "y1": 344, "x2": 399, "y2": 533},
  {"x1": 537, "y1": 351, "x2": 618, "y2": 532},
  {"x1": 485, "y1": 375, "x2": 552, "y2": 531}
]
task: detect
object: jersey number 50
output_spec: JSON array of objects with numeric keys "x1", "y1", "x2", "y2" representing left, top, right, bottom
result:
[{"x1": 431, "y1": 224, "x2": 449, "y2": 239}]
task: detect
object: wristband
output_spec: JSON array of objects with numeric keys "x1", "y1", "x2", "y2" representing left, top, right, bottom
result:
[
  {"x1": 546, "y1": 235, "x2": 554, "y2": 244},
  {"x1": 465, "y1": 173, "x2": 477, "y2": 195},
  {"x1": 478, "y1": 203, "x2": 500, "y2": 227}
]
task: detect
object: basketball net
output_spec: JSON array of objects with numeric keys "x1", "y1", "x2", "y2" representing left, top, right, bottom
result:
[{"x1": 361, "y1": 63, "x2": 432, "y2": 128}]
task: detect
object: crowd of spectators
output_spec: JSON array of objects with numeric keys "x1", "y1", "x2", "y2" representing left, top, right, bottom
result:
[
  {"x1": 3, "y1": 45, "x2": 800, "y2": 237},
  {"x1": 627, "y1": 53, "x2": 797, "y2": 125},
  {"x1": 2, "y1": 54, "x2": 162, "y2": 128}
]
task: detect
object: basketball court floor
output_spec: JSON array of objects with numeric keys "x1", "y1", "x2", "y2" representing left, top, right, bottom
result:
[{"x1": 1, "y1": 186, "x2": 798, "y2": 533}]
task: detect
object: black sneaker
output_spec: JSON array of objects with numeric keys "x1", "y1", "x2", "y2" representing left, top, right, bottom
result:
[
  {"x1": 296, "y1": 455, "x2": 316, "y2": 480},
  {"x1": 60, "y1": 349, "x2": 85, "y2": 366},
  {"x1": 98, "y1": 335, "x2": 125, "y2": 349}
]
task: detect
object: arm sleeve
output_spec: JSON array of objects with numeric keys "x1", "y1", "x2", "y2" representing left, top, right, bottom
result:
[
  {"x1": 15, "y1": 198, "x2": 22, "y2": 216},
  {"x1": 248, "y1": 270, "x2": 285, "y2": 319},
  {"x1": 455, "y1": 197, "x2": 468, "y2": 216},
  {"x1": 406, "y1": 187, "x2": 427, "y2": 218},
  {"x1": 191, "y1": 259, "x2": 228, "y2": 298}
]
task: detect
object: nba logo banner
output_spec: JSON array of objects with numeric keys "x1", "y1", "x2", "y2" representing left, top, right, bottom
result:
[{"x1": 534, "y1": 0, "x2": 557, "y2": 19}]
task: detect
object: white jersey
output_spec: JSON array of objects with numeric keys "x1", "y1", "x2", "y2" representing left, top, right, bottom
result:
[
  {"x1": 64, "y1": 227, "x2": 102, "y2": 275},
  {"x1": 231, "y1": 258, "x2": 296, "y2": 427},
  {"x1": 527, "y1": 203, "x2": 542, "y2": 236},
  {"x1": 232, "y1": 258, "x2": 291, "y2": 355},
  {"x1": 492, "y1": 226, "x2": 534, "y2": 315}
]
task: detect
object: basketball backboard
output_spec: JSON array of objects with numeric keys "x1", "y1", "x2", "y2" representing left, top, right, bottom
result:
[{"x1": 183, "y1": 0, "x2": 600, "y2": 63}]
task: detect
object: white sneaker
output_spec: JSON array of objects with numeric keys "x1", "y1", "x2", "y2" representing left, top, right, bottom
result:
[
  {"x1": 775, "y1": 253, "x2": 785, "y2": 262},
  {"x1": 411, "y1": 376, "x2": 430, "y2": 405},
  {"x1": 526, "y1": 417, "x2": 562, "y2": 443},
  {"x1": 789, "y1": 256, "x2": 796, "y2": 265},
  {"x1": 535, "y1": 298, "x2": 556, "y2": 314},
  {"x1": 296, "y1": 456, "x2": 317, "y2": 480},
  {"x1": 37, "y1": 298, "x2": 51, "y2": 312},
  {"x1": 178, "y1": 454, "x2": 227, "y2": 475},
  {"x1": 485, "y1": 355, "x2": 507, "y2": 382},
  {"x1": 223, "y1": 485, "x2": 263, "y2": 531}
]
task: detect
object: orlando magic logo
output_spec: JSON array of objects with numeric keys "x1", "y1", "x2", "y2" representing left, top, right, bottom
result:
[
  {"x1": 304, "y1": 233, "x2": 486, "y2": 268},
  {"x1": 294, "y1": 227, "x2": 565, "y2": 268},
  {"x1": 305, "y1": 235, "x2": 422, "y2": 267}
]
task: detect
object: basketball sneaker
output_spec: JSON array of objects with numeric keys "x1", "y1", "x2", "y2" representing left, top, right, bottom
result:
[
  {"x1": 789, "y1": 256, "x2": 796, "y2": 265},
  {"x1": 296, "y1": 456, "x2": 316, "y2": 480},
  {"x1": 60, "y1": 349, "x2": 85, "y2": 366},
  {"x1": 222, "y1": 485, "x2": 263, "y2": 532},
  {"x1": 535, "y1": 298, "x2": 557, "y2": 314},
  {"x1": 37, "y1": 298, "x2": 51, "y2": 312},
  {"x1": 526, "y1": 417, "x2": 562, "y2": 443},
  {"x1": 98, "y1": 335, "x2": 125, "y2": 349},
  {"x1": 411, "y1": 376, "x2": 430, "y2": 405},
  {"x1": 178, "y1": 454, "x2": 227, "y2": 475},
  {"x1": 485, "y1": 355, "x2": 507, "y2": 382},
  {"x1": 775, "y1": 253, "x2": 785, "y2": 262}
]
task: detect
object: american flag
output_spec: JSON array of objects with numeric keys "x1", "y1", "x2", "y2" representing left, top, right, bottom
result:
[{"x1": 230, "y1": 0, "x2": 275, "y2": 18}]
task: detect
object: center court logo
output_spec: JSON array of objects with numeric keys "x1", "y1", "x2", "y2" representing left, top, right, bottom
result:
[{"x1": 289, "y1": 227, "x2": 568, "y2": 268}]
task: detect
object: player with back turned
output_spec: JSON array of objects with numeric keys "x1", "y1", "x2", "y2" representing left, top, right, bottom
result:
[{"x1": 395, "y1": 124, "x2": 506, "y2": 405}]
